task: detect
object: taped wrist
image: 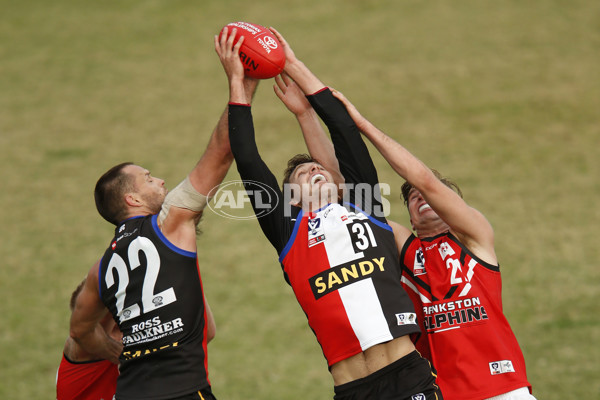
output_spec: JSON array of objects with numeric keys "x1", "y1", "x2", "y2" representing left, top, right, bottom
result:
[{"x1": 158, "y1": 176, "x2": 210, "y2": 225}]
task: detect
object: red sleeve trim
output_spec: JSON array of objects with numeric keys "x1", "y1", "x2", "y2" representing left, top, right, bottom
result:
[
  {"x1": 308, "y1": 87, "x2": 329, "y2": 96},
  {"x1": 228, "y1": 102, "x2": 251, "y2": 107}
]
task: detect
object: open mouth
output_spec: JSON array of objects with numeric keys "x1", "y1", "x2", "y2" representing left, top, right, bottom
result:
[
  {"x1": 418, "y1": 204, "x2": 431, "y2": 214},
  {"x1": 310, "y1": 174, "x2": 326, "y2": 185}
]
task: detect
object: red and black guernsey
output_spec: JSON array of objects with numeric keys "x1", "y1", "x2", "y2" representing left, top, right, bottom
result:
[
  {"x1": 400, "y1": 232, "x2": 532, "y2": 400},
  {"x1": 99, "y1": 214, "x2": 210, "y2": 400},
  {"x1": 229, "y1": 88, "x2": 419, "y2": 366}
]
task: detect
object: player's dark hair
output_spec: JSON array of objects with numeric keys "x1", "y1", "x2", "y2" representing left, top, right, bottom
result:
[
  {"x1": 282, "y1": 154, "x2": 320, "y2": 186},
  {"x1": 401, "y1": 169, "x2": 463, "y2": 206},
  {"x1": 70, "y1": 279, "x2": 86, "y2": 311},
  {"x1": 94, "y1": 162, "x2": 135, "y2": 225}
]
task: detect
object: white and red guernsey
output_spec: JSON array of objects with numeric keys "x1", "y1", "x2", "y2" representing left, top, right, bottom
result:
[
  {"x1": 400, "y1": 232, "x2": 532, "y2": 399},
  {"x1": 229, "y1": 88, "x2": 419, "y2": 366},
  {"x1": 279, "y1": 202, "x2": 419, "y2": 365}
]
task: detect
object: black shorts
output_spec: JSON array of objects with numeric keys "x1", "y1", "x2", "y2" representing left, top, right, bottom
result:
[
  {"x1": 168, "y1": 386, "x2": 217, "y2": 400},
  {"x1": 333, "y1": 350, "x2": 443, "y2": 400}
]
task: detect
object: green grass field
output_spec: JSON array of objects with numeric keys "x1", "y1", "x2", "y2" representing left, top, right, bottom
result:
[{"x1": 1, "y1": 0, "x2": 598, "y2": 398}]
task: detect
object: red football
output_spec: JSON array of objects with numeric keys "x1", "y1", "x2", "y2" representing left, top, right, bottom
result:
[{"x1": 219, "y1": 22, "x2": 285, "y2": 79}]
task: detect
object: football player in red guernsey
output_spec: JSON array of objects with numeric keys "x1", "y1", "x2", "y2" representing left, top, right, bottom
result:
[
  {"x1": 57, "y1": 280, "x2": 120, "y2": 400},
  {"x1": 330, "y1": 90, "x2": 536, "y2": 400}
]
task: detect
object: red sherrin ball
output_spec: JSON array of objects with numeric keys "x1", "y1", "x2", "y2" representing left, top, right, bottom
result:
[{"x1": 219, "y1": 22, "x2": 285, "y2": 79}]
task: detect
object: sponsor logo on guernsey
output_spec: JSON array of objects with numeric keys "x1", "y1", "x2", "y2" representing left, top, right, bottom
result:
[
  {"x1": 411, "y1": 394, "x2": 426, "y2": 400},
  {"x1": 122, "y1": 341, "x2": 179, "y2": 360},
  {"x1": 422, "y1": 297, "x2": 489, "y2": 332},
  {"x1": 425, "y1": 242, "x2": 438, "y2": 251},
  {"x1": 113, "y1": 228, "x2": 139, "y2": 247},
  {"x1": 489, "y1": 360, "x2": 516, "y2": 375},
  {"x1": 396, "y1": 312, "x2": 417, "y2": 326},
  {"x1": 309, "y1": 257, "x2": 386, "y2": 299},
  {"x1": 122, "y1": 316, "x2": 184, "y2": 346}
]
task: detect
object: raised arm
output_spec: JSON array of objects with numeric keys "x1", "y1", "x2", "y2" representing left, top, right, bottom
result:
[
  {"x1": 274, "y1": 73, "x2": 344, "y2": 187},
  {"x1": 216, "y1": 27, "x2": 293, "y2": 254},
  {"x1": 270, "y1": 28, "x2": 386, "y2": 221},
  {"x1": 69, "y1": 260, "x2": 123, "y2": 364},
  {"x1": 158, "y1": 108, "x2": 229, "y2": 243},
  {"x1": 332, "y1": 89, "x2": 496, "y2": 263},
  {"x1": 269, "y1": 28, "x2": 378, "y2": 185},
  {"x1": 160, "y1": 33, "x2": 260, "y2": 252},
  {"x1": 269, "y1": 28, "x2": 326, "y2": 96},
  {"x1": 270, "y1": 28, "x2": 377, "y2": 185}
]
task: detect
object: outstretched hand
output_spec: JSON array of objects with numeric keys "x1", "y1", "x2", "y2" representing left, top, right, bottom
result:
[
  {"x1": 269, "y1": 27, "x2": 298, "y2": 69},
  {"x1": 269, "y1": 26, "x2": 325, "y2": 96},
  {"x1": 214, "y1": 27, "x2": 245, "y2": 82},
  {"x1": 274, "y1": 73, "x2": 311, "y2": 115}
]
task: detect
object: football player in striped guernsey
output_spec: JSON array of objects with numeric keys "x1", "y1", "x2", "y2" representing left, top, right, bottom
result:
[{"x1": 218, "y1": 27, "x2": 442, "y2": 400}]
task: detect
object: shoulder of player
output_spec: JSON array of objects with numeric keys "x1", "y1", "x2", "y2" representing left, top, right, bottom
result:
[
  {"x1": 449, "y1": 229, "x2": 498, "y2": 266},
  {"x1": 158, "y1": 210, "x2": 199, "y2": 251},
  {"x1": 387, "y1": 220, "x2": 412, "y2": 249},
  {"x1": 86, "y1": 259, "x2": 101, "y2": 285}
]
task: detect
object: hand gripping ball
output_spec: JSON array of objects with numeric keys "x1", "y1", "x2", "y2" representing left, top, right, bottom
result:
[{"x1": 219, "y1": 22, "x2": 285, "y2": 79}]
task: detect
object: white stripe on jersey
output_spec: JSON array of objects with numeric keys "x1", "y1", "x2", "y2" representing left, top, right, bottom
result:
[
  {"x1": 401, "y1": 276, "x2": 432, "y2": 304},
  {"x1": 321, "y1": 205, "x2": 393, "y2": 350},
  {"x1": 339, "y1": 279, "x2": 393, "y2": 349}
]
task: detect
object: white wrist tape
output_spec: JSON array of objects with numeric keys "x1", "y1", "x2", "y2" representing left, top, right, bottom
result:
[{"x1": 158, "y1": 176, "x2": 210, "y2": 225}]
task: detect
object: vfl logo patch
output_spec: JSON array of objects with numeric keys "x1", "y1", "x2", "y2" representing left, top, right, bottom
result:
[
  {"x1": 414, "y1": 248, "x2": 426, "y2": 275},
  {"x1": 489, "y1": 360, "x2": 515, "y2": 375},
  {"x1": 308, "y1": 217, "x2": 321, "y2": 233},
  {"x1": 411, "y1": 394, "x2": 426, "y2": 400},
  {"x1": 308, "y1": 217, "x2": 325, "y2": 247},
  {"x1": 396, "y1": 312, "x2": 417, "y2": 326}
]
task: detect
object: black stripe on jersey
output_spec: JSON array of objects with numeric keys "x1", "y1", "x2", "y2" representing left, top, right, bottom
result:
[
  {"x1": 447, "y1": 232, "x2": 500, "y2": 273},
  {"x1": 399, "y1": 235, "x2": 439, "y2": 302},
  {"x1": 444, "y1": 285, "x2": 458, "y2": 300},
  {"x1": 459, "y1": 249, "x2": 467, "y2": 266},
  {"x1": 402, "y1": 266, "x2": 439, "y2": 303}
]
